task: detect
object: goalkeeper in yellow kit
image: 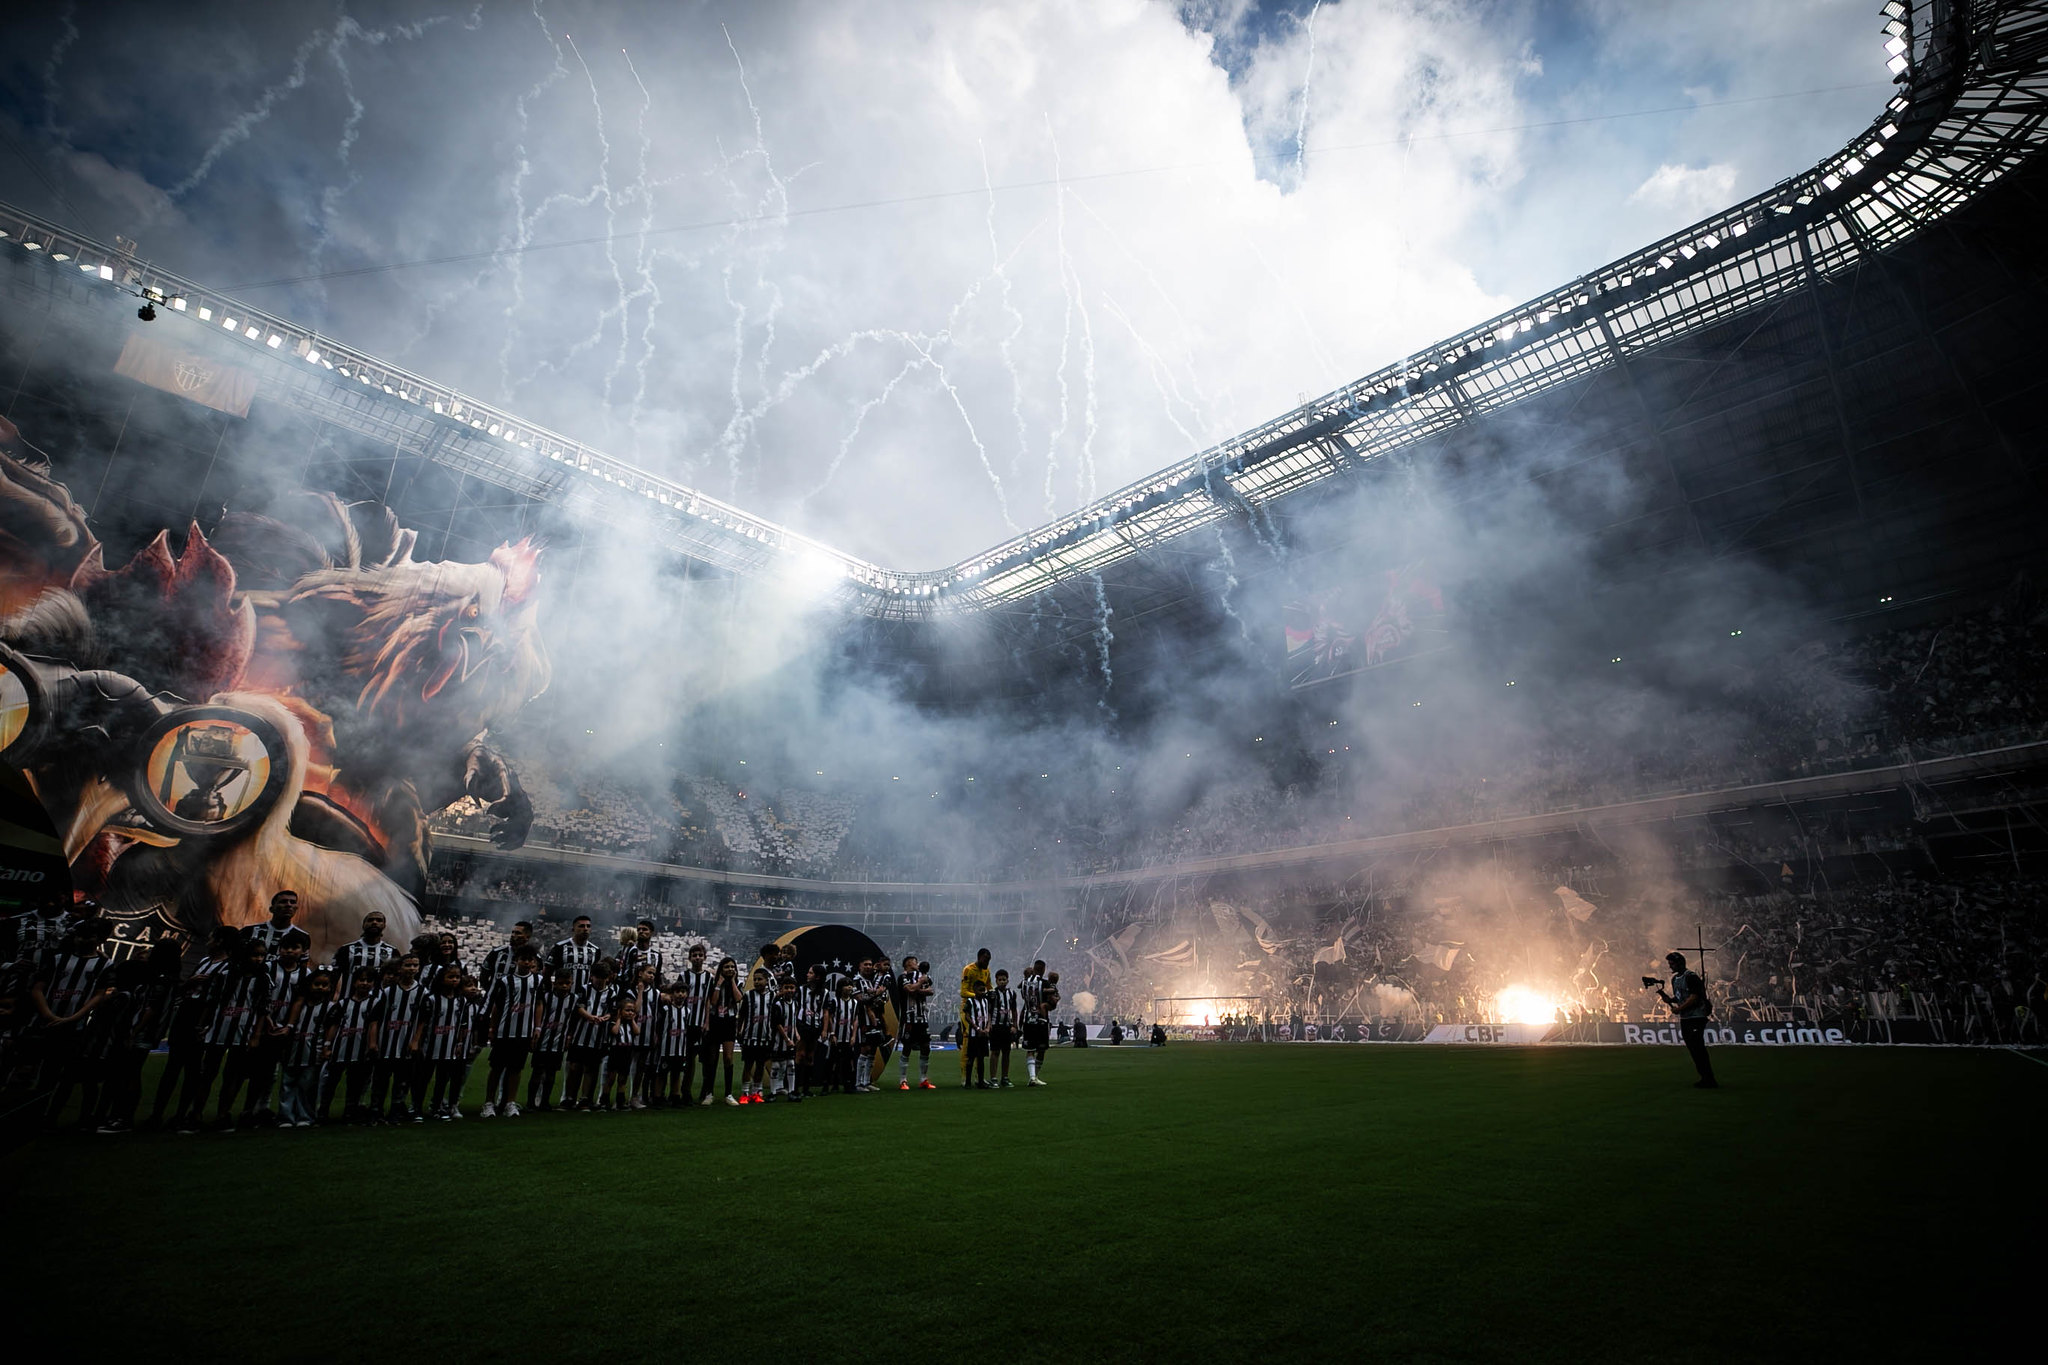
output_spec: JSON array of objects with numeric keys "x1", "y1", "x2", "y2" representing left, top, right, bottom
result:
[{"x1": 958, "y1": 947, "x2": 992, "y2": 1084}]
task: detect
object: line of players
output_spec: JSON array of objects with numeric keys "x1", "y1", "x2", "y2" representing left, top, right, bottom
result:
[{"x1": 6, "y1": 893, "x2": 1063, "y2": 1133}]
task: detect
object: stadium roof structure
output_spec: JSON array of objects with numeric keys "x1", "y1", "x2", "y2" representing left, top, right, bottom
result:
[{"x1": 1, "y1": 0, "x2": 2043, "y2": 624}]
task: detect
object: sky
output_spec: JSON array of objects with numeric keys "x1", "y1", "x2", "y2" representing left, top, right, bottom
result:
[{"x1": 0, "y1": 0, "x2": 1892, "y2": 570}]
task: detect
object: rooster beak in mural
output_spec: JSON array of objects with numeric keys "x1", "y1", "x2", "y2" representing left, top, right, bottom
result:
[{"x1": 424, "y1": 617, "x2": 496, "y2": 702}]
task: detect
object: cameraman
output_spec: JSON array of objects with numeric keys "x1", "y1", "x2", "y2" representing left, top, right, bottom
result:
[{"x1": 1651, "y1": 952, "x2": 1718, "y2": 1089}]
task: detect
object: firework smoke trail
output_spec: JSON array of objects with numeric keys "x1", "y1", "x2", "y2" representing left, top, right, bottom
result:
[
  {"x1": 564, "y1": 33, "x2": 633, "y2": 434},
  {"x1": 40, "y1": 2, "x2": 79, "y2": 149},
  {"x1": 1043, "y1": 131, "x2": 1077, "y2": 513},
  {"x1": 798, "y1": 356, "x2": 924, "y2": 504},
  {"x1": 618, "y1": 48, "x2": 666, "y2": 453},
  {"x1": 1294, "y1": 0, "x2": 1323, "y2": 189},
  {"x1": 721, "y1": 28, "x2": 799, "y2": 407},
  {"x1": 981, "y1": 143, "x2": 1033, "y2": 497},
  {"x1": 495, "y1": 2, "x2": 573, "y2": 395},
  {"x1": 164, "y1": 25, "x2": 329, "y2": 204},
  {"x1": 1102, "y1": 296, "x2": 1212, "y2": 449}
]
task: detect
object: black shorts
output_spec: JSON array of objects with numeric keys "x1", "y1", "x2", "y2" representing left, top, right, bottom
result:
[
  {"x1": 967, "y1": 1035, "x2": 990, "y2": 1058},
  {"x1": 1022, "y1": 1021, "x2": 1050, "y2": 1049},
  {"x1": 490, "y1": 1038, "x2": 530, "y2": 1069},
  {"x1": 861, "y1": 1027, "x2": 885, "y2": 1050},
  {"x1": 569, "y1": 1044, "x2": 603, "y2": 1068},
  {"x1": 797, "y1": 1023, "x2": 821, "y2": 1052},
  {"x1": 741, "y1": 1042, "x2": 772, "y2": 1064},
  {"x1": 991, "y1": 1024, "x2": 1015, "y2": 1049},
  {"x1": 708, "y1": 1017, "x2": 737, "y2": 1045},
  {"x1": 530, "y1": 1048, "x2": 563, "y2": 1073},
  {"x1": 901, "y1": 1021, "x2": 930, "y2": 1050}
]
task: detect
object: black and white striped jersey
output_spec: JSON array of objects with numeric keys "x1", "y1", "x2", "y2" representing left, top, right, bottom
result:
[
  {"x1": 487, "y1": 972, "x2": 545, "y2": 1037},
  {"x1": 243, "y1": 918, "x2": 312, "y2": 956},
  {"x1": 672, "y1": 968, "x2": 714, "y2": 1028},
  {"x1": 1020, "y1": 972, "x2": 1049, "y2": 1020},
  {"x1": 619, "y1": 944, "x2": 666, "y2": 987},
  {"x1": 202, "y1": 971, "x2": 271, "y2": 1047},
  {"x1": 330, "y1": 938, "x2": 397, "y2": 993},
  {"x1": 739, "y1": 987, "x2": 782, "y2": 1047},
  {"x1": 658, "y1": 994, "x2": 692, "y2": 1057},
  {"x1": 899, "y1": 971, "x2": 932, "y2": 1025},
  {"x1": 167, "y1": 953, "x2": 232, "y2": 1034},
  {"x1": 267, "y1": 964, "x2": 309, "y2": 1022},
  {"x1": 9, "y1": 910, "x2": 74, "y2": 967},
  {"x1": 417, "y1": 993, "x2": 477, "y2": 1061},
  {"x1": 622, "y1": 986, "x2": 661, "y2": 1046},
  {"x1": 794, "y1": 984, "x2": 829, "y2": 1028},
  {"x1": 827, "y1": 993, "x2": 863, "y2": 1044},
  {"x1": 770, "y1": 956, "x2": 797, "y2": 987},
  {"x1": 569, "y1": 985, "x2": 616, "y2": 1050},
  {"x1": 479, "y1": 944, "x2": 519, "y2": 988},
  {"x1": 34, "y1": 949, "x2": 110, "y2": 1025},
  {"x1": 325, "y1": 997, "x2": 376, "y2": 1063},
  {"x1": 548, "y1": 938, "x2": 602, "y2": 987},
  {"x1": 370, "y1": 982, "x2": 426, "y2": 1053},
  {"x1": 988, "y1": 986, "x2": 1021, "y2": 1027},
  {"x1": 284, "y1": 999, "x2": 330, "y2": 1066},
  {"x1": 964, "y1": 996, "x2": 992, "y2": 1034},
  {"x1": 707, "y1": 978, "x2": 742, "y2": 1024},
  {"x1": 533, "y1": 990, "x2": 577, "y2": 1052}
]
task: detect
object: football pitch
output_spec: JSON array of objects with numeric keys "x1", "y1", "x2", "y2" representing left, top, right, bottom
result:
[{"x1": 5, "y1": 1043, "x2": 2039, "y2": 1362}]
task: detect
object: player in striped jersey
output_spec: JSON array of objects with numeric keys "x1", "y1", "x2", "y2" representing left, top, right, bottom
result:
[
  {"x1": 566, "y1": 959, "x2": 618, "y2": 1112},
  {"x1": 31, "y1": 925, "x2": 115, "y2": 1125},
  {"x1": 825, "y1": 975, "x2": 864, "y2": 1093},
  {"x1": 895, "y1": 956, "x2": 936, "y2": 1090},
  {"x1": 655, "y1": 979, "x2": 692, "y2": 1104},
  {"x1": 736, "y1": 968, "x2": 780, "y2": 1103},
  {"x1": 790, "y1": 964, "x2": 828, "y2": 1097},
  {"x1": 527, "y1": 971, "x2": 578, "y2": 1112},
  {"x1": 673, "y1": 943, "x2": 716, "y2": 1104},
  {"x1": 549, "y1": 916, "x2": 601, "y2": 988},
  {"x1": 701, "y1": 956, "x2": 742, "y2": 1106},
  {"x1": 276, "y1": 969, "x2": 336, "y2": 1127},
  {"x1": 958, "y1": 947, "x2": 992, "y2": 1083},
  {"x1": 242, "y1": 939, "x2": 309, "y2": 1126},
  {"x1": 620, "y1": 921, "x2": 665, "y2": 988},
  {"x1": 770, "y1": 975, "x2": 804, "y2": 1101},
  {"x1": 601, "y1": 996, "x2": 642, "y2": 1110},
  {"x1": 412, "y1": 965, "x2": 475, "y2": 1121},
  {"x1": 480, "y1": 945, "x2": 543, "y2": 1118},
  {"x1": 7, "y1": 896, "x2": 79, "y2": 970},
  {"x1": 195, "y1": 940, "x2": 275, "y2": 1132},
  {"x1": 242, "y1": 890, "x2": 312, "y2": 957},
  {"x1": 320, "y1": 970, "x2": 381, "y2": 1122},
  {"x1": 479, "y1": 921, "x2": 534, "y2": 990},
  {"x1": 618, "y1": 961, "x2": 662, "y2": 1108},
  {"x1": 367, "y1": 954, "x2": 427, "y2": 1124},
  {"x1": 153, "y1": 926, "x2": 238, "y2": 1128},
  {"x1": 1020, "y1": 962, "x2": 1059, "y2": 1087},
  {"x1": 988, "y1": 970, "x2": 1022, "y2": 1089},
  {"x1": 93, "y1": 939, "x2": 181, "y2": 1134},
  {"x1": 329, "y1": 912, "x2": 397, "y2": 994},
  {"x1": 963, "y1": 983, "x2": 993, "y2": 1089}
]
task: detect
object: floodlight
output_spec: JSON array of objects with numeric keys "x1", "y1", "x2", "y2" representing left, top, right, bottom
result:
[
  {"x1": 170, "y1": 296, "x2": 186, "y2": 310},
  {"x1": 1885, "y1": 35, "x2": 1906, "y2": 56},
  {"x1": 305, "y1": 350, "x2": 321, "y2": 365},
  {"x1": 222, "y1": 316, "x2": 238, "y2": 330},
  {"x1": 1888, "y1": 54, "x2": 1908, "y2": 75},
  {"x1": 244, "y1": 325, "x2": 259, "y2": 339},
  {"x1": 78, "y1": 261, "x2": 96, "y2": 273},
  {"x1": 198, "y1": 307, "x2": 213, "y2": 321},
  {"x1": 265, "y1": 333, "x2": 282, "y2": 348},
  {"x1": 50, "y1": 250, "x2": 70, "y2": 261},
  {"x1": 22, "y1": 238, "x2": 42, "y2": 250}
]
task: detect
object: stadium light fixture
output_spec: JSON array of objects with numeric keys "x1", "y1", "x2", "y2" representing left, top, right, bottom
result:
[
  {"x1": 305, "y1": 350, "x2": 321, "y2": 365},
  {"x1": 77, "y1": 261, "x2": 95, "y2": 273},
  {"x1": 170, "y1": 296, "x2": 186, "y2": 310},
  {"x1": 244, "y1": 325, "x2": 260, "y2": 339},
  {"x1": 50, "y1": 249, "x2": 70, "y2": 261},
  {"x1": 1888, "y1": 54, "x2": 1909, "y2": 75},
  {"x1": 21, "y1": 238, "x2": 41, "y2": 250},
  {"x1": 266, "y1": 334, "x2": 283, "y2": 348},
  {"x1": 222, "y1": 316, "x2": 238, "y2": 330},
  {"x1": 197, "y1": 307, "x2": 212, "y2": 321}
]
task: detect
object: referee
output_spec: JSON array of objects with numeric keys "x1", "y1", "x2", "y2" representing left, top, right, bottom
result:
[
  {"x1": 1654, "y1": 952, "x2": 1718, "y2": 1089},
  {"x1": 958, "y1": 948, "x2": 991, "y2": 1084}
]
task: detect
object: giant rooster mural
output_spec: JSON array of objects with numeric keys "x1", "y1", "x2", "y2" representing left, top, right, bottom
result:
[{"x1": 0, "y1": 413, "x2": 549, "y2": 958}]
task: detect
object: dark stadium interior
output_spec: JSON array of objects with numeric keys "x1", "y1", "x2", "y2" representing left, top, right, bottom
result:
[{"x1": 2, "y1": 2, "x2": 2045, "y2": 1358}]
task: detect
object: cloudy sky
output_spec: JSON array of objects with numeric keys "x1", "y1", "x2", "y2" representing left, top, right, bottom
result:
[{"x1": 0, "y1": 0, "x2": 1890, "y2": 568}]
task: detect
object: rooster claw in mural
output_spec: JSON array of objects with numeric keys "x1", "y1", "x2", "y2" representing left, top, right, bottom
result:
[{"x1": 0, "y1": 425, "x2": 549, "y2": 960}]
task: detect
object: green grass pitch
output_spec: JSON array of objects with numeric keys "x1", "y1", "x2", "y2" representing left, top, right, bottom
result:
[{"x1": 4, "y1": 1043, "x2": 2038, "y2": 1362}]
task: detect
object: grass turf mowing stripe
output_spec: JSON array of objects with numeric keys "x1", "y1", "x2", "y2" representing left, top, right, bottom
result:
[{"x1": 1, "y1": 1044, "x2": 2034, "y2": 1363}]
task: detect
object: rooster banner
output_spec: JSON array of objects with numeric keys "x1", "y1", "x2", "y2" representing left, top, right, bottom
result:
[
  {"x1": 0, "y1": 414, "x2": 549, "y2": 960},
  {"x1": 1283, "y1": 560, "x2": 1447, "y2": 689}
]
